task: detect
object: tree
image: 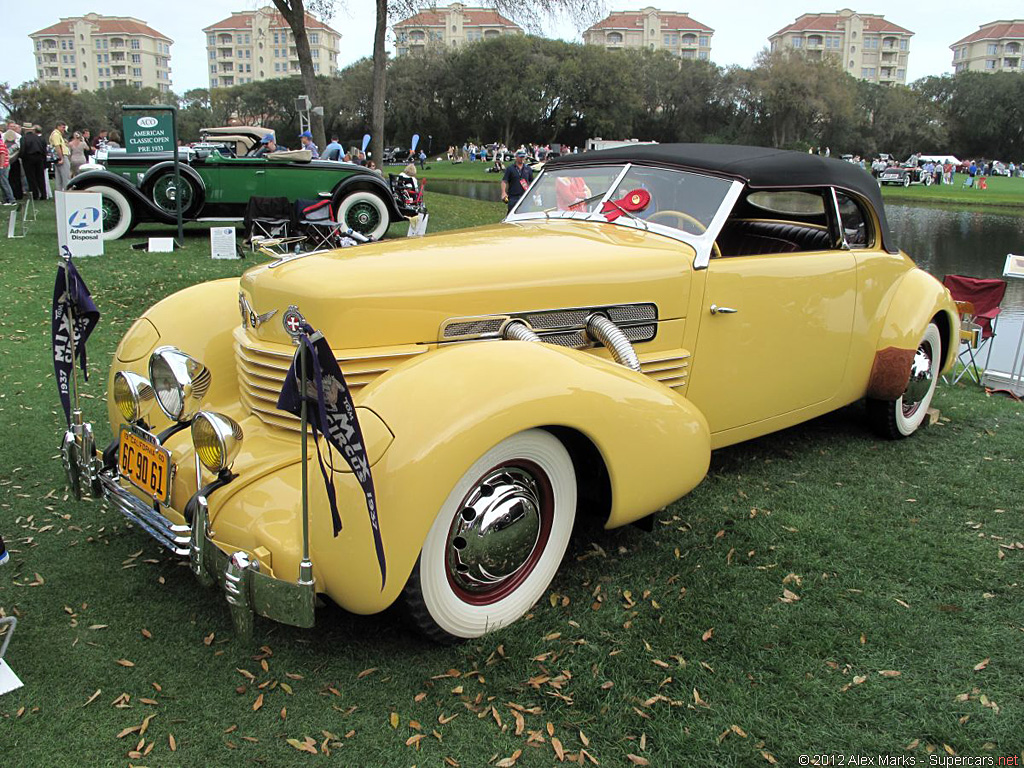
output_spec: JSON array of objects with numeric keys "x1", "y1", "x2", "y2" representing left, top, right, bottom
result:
[{"x1": 270, "y1": 0, "x2": 331, "y2": 149}]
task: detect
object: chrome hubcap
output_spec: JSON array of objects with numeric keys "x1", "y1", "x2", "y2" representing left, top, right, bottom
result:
[
  {"x1": 446, "y1": 466, "x2": 543, "y2": 595},
  {"x1": 902, "y1": 342, "x2": 933, "y2": 415}
]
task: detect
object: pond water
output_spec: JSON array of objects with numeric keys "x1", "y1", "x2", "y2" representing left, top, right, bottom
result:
[{"x1": 427, "y1": 180, "x2": 1024, "y2": 315}]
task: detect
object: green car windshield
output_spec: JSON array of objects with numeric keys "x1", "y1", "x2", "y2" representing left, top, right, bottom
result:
[{"x1": 511, "y1": 164, "x2": 733, "y2": 235}]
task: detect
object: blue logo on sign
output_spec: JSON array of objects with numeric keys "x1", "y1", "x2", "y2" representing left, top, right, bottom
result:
[{"x1": 69, "y1": 208, "x2": 101, "y2": 229}]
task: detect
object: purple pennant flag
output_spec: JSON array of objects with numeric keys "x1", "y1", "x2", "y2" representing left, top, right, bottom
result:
[
  {"x1": 51, "y1": 256, "x2": 100, "y2": 426},
  {"x1": 276, "y1": 324, "x2": 386, "y2": 588}
]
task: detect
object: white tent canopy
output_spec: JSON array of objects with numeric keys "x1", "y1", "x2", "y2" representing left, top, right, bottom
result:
[{"x1": 918, "y1": 155, "x2": 961, "y2": 165}]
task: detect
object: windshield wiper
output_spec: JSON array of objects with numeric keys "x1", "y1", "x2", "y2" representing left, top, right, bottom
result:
[{"x1": 542, "y1": 191, "x2": 606, "y2": 215}]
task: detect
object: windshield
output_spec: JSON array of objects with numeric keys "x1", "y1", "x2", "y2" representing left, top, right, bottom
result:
[{"x1": 512, "y1": 163, "x2": 733, "y2": 236}]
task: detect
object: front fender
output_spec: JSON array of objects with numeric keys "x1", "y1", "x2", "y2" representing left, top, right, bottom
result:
[
  {"x1": 68, "y1": 169, "x2": 178, "y2": 225},
  {"x1": 867, "y1": 268, "x2": 958, "y2": 400},
  {"x1": 303, "y1": 341, "x2": 710, "y2": 614}
]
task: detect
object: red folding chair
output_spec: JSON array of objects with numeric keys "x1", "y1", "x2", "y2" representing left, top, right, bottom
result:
[{"x1": 942, "y1": 274, "x2": 1007, "y2": 383}]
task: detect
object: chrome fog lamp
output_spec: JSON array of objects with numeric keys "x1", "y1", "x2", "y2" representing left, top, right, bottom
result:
[
  {"x1": 113, "y1": 371, "x2": 155, "y2": 423},
  {"x1": 148, "y1": 346, "x2": 212, "y2": 422},
  {"x1": 191, "y1": 411, "x2": 244, "y2": 473}
]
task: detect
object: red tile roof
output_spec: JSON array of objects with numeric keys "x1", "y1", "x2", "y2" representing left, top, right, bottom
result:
[
  {"x1": 204, "y1": 8, "x2": 338, "y2": 34},
  {"x1": 951, "y1": 20, "x2": 1024, "y2": 47},
  {"x1": 32, "y1": 15, "x2": 171, "y2": 40},
  {"x1": 772, "y1": 12, "x2": 911, "y2": 38},
  {"x1": 395, "y1": 7, "x2": 521, "y2": 29},
  {"x1": 585, "y1": 10, "x2": 713, "y2": 33}
]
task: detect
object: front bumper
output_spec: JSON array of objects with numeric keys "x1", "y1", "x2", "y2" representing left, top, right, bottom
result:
[{"x1": 64, "y1": 426, "x2": 315, "y2": 639}]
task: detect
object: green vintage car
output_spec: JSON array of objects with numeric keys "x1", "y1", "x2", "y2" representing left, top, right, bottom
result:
[{"x1": 67, "y1": 126, "x2": 418, "y2": 241}]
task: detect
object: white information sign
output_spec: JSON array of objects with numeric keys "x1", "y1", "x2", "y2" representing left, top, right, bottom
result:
[
  {"x1": 148, "y1": 237, "x2": 175, "y2": 252},
  {"x1": 55, "y1": 191, "x2": 104, "y2": 257},
  {"x1": 210, "y1": 227, "x2": 238, "y2": 259},
  {"x1": 0, "y1": 658, "x2": 22, "y2": 696},
  {"x1": 1003, "y1": 254, "x2": 1024, "y2": 279}
]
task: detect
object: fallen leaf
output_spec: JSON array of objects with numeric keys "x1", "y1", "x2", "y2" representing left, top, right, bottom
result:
[
  {"x1": 730, "y1": 724, "x2": 748, "y2": 738},
  {"x1": 83, "y1": 689, "x2": 101, "y2": 707},
  {"x1": 495, "y1": 749, "x2": 523, "y2": 767},
  {"x1": 252, "y1": 693, "x2": 264, "y2": 711},
  {"x1": 141, "y1": 628, "x2": 153, "y2": 639},
  {"x1": 702, "y1": 627, "x2": 714, "y2": 642},
  {"x1": 878, "y1": 670, "x2": 902, "y2": 678},
  {"x1": 357, "y1": 667, "x2": 378, "y2": 679},
  {"x1": 973, "y1": 658, "x2": 990, "y2": 672},
  {"x1": 169, "y1": 733, "x2": 177, "y2": 751},
  {"x1": 389, "y1": 712, "x2": 399, "y2": 729},
  {"x1": 115, "y1": 659, "x2": 135, "y2": 667},
  {"x1": 627, "y1": 755, "x2": 650, "y2": 766},
  {"x1": 552, "y1": 736, "x2": 565, "y2": 761},
  {"x1": 894, "y1": 598, "x2": 911, "y2": 609}
]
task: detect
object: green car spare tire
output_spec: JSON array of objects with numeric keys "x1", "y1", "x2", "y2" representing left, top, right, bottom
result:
[{"x1": 336, "y1": 190, "x2": 390, "y2": 240}]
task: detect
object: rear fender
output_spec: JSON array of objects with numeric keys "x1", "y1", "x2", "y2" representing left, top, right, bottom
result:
[
  {"x1": 298, "y1": 341, "x2": 710, "y2": 614},
  {"x1": 331, "y1": 175, "x2": 403, "y2": 221},
  {"x1": 867, "y1": 268, "x2": 958, "y2": 399}
]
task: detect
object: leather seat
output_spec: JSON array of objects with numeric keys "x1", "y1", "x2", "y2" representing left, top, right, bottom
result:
[{"x1": 719, "y1": 220, "x2": 833, "y2": 256}]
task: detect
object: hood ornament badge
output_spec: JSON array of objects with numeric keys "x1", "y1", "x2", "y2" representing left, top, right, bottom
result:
[
  {"x1": 282, "y1": 305, "x2": 306, "y2": 339},
  {"x1": 239, "y1": 292, "x2": 278, "y2": 330}
]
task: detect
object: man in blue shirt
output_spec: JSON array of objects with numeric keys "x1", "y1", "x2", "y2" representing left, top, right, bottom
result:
[
  {"x1": 501, "y1": 149, "x2": 532, "y2": 213},
  {"x1": 323, "y1": 135, "x2": 343, "y2": 161},
  {"x1": 298, "y1": 130, "x2": 320, "y2": 159}
]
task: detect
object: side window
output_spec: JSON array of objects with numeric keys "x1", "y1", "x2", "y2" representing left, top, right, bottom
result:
[
  {"x1": 718, "y1": 190, "x2": 833, "y2": 257},
  {"x1": 835, "y1": 192, "x2": 871, "y2": 248}
]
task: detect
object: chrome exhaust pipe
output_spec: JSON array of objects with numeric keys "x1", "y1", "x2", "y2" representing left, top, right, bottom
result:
[{"x1": 586, "y1": 314, "x2": 641, "y2": 372}]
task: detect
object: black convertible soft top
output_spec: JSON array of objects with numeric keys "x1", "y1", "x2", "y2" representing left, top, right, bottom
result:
[{"x1": 547, "y1": 143, "x2": 898, "y2": 254}]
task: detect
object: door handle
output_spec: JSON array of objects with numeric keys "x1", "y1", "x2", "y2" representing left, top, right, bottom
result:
[
  {"x1": 710, "y1": 304, "x2": 738, "y2": 315},
  {"x1": 255, "y1": 170, "x2": 265, "y2": 175}
]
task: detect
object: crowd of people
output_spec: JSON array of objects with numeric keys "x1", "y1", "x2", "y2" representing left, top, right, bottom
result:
[
  {"x1": 447, "y1": 141, "x2": 580, "y2": 167},
  {"x1": 1, "y1": 120, "x2": 122, "y2": 203}
]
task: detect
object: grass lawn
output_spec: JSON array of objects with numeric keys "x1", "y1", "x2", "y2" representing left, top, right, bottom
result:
[
  {"x1": 880, "y1": 174, "x2": 1024, "y2": 209},
  {"x1": 1, "y1": 195, "x2": 1023, "y2": 766}
]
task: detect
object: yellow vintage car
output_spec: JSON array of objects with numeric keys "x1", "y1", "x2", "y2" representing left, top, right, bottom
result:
[{"x1": 65, "y1": 144, "x2": 958, "y2": 642}]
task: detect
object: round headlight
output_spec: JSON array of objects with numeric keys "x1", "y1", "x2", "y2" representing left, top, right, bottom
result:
[
  {"x1": 191, "y1": 411, "x2": 244, "y2": 473},
  {"x1": 148, "y1": 346, "x2": 211, "y2": 422},
  {"x1": 113, "y1": 371, "x2": 155, "y2": 423}
]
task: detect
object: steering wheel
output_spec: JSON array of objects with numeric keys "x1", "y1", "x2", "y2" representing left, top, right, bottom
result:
[{"x1": 648, "y1": 210, "x2": 722, "y2": 259}]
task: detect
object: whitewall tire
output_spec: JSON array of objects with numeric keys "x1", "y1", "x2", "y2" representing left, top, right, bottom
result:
[
  {"x1": 336, "y1": 191, "x2": 390, "y2": 240},
  {"x1": 89, "y1": 185, "x2": 134, "y2": 241},
  {"x1": 868, "y1": 322, "x2": 942, "y2": 439},
  {"x1": 402, "y1": 429, "x2": 577, "y2": 642}
]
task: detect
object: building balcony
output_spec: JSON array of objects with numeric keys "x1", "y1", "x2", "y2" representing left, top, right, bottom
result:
[{"x1": 219, "y1": 47, "x2": 233, "y2": 57}]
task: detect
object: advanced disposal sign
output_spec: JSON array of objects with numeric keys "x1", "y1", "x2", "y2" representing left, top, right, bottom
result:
[
  {"x1": 122, "y1": 114, "x2": 173, "y2": 154},
  {"x1": 55, "y1": 191, "x2": 104, "y2": 257}
]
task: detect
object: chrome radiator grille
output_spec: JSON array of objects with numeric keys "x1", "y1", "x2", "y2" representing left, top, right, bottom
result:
[{"x1": 234, "y1": 335, "x2": 425, "y2": 431}]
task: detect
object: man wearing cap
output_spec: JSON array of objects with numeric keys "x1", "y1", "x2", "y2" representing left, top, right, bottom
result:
[
  {"x1": 501, "y1": 149, "x2": 533, "y2": 213},
  {"x1": 253, "y1": 134, "x2": 279, "y2": 157},
  {"x1": 298, "y1": 130, "x2": 319, "y2": 160},
  {"x1": 49, "y1": 121, "x2": 71, "y2": 190}
]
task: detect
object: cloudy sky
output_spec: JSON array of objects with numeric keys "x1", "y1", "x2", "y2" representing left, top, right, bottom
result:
[{"x1": 4, "y1": 1, "x2": 1021, "y2": 94}]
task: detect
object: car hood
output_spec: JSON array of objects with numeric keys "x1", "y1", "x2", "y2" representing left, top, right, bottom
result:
[{"x1": 239, "y1": 220, "x2": 695, "y2": 349}]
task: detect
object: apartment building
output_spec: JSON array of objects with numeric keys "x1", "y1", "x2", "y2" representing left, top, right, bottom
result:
[
  {"x1": 583, "y1": 8, "x2": 713, "y2": 60},
  {"x1": 393, "y1": 3, "x2": 523, "y2": 56},
  {"x1": 203, "y1": 6, "x2": 341, "y2": 88},
  {"x1": 769, "y1": 9, "x2": 913, "y2": 85},
  {"x1": 29, "y1": 14, "x2": 172, "y2": 93},
  {"x1": 951, "y1": 20, "x2": 1024, "y2": 73}
]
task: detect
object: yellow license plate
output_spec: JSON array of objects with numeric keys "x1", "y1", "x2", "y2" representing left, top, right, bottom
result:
[{"x1": 119, "y1": 427, "x2": 172, "y2": 504}]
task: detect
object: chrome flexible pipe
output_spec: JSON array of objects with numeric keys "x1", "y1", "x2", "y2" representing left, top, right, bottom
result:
[
  {"x1": 502, "y1": 319, "x2": 542, "y2": 343},
  {"x1": 585, "y1": 314, "x2": 642, "y2": 372}
]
